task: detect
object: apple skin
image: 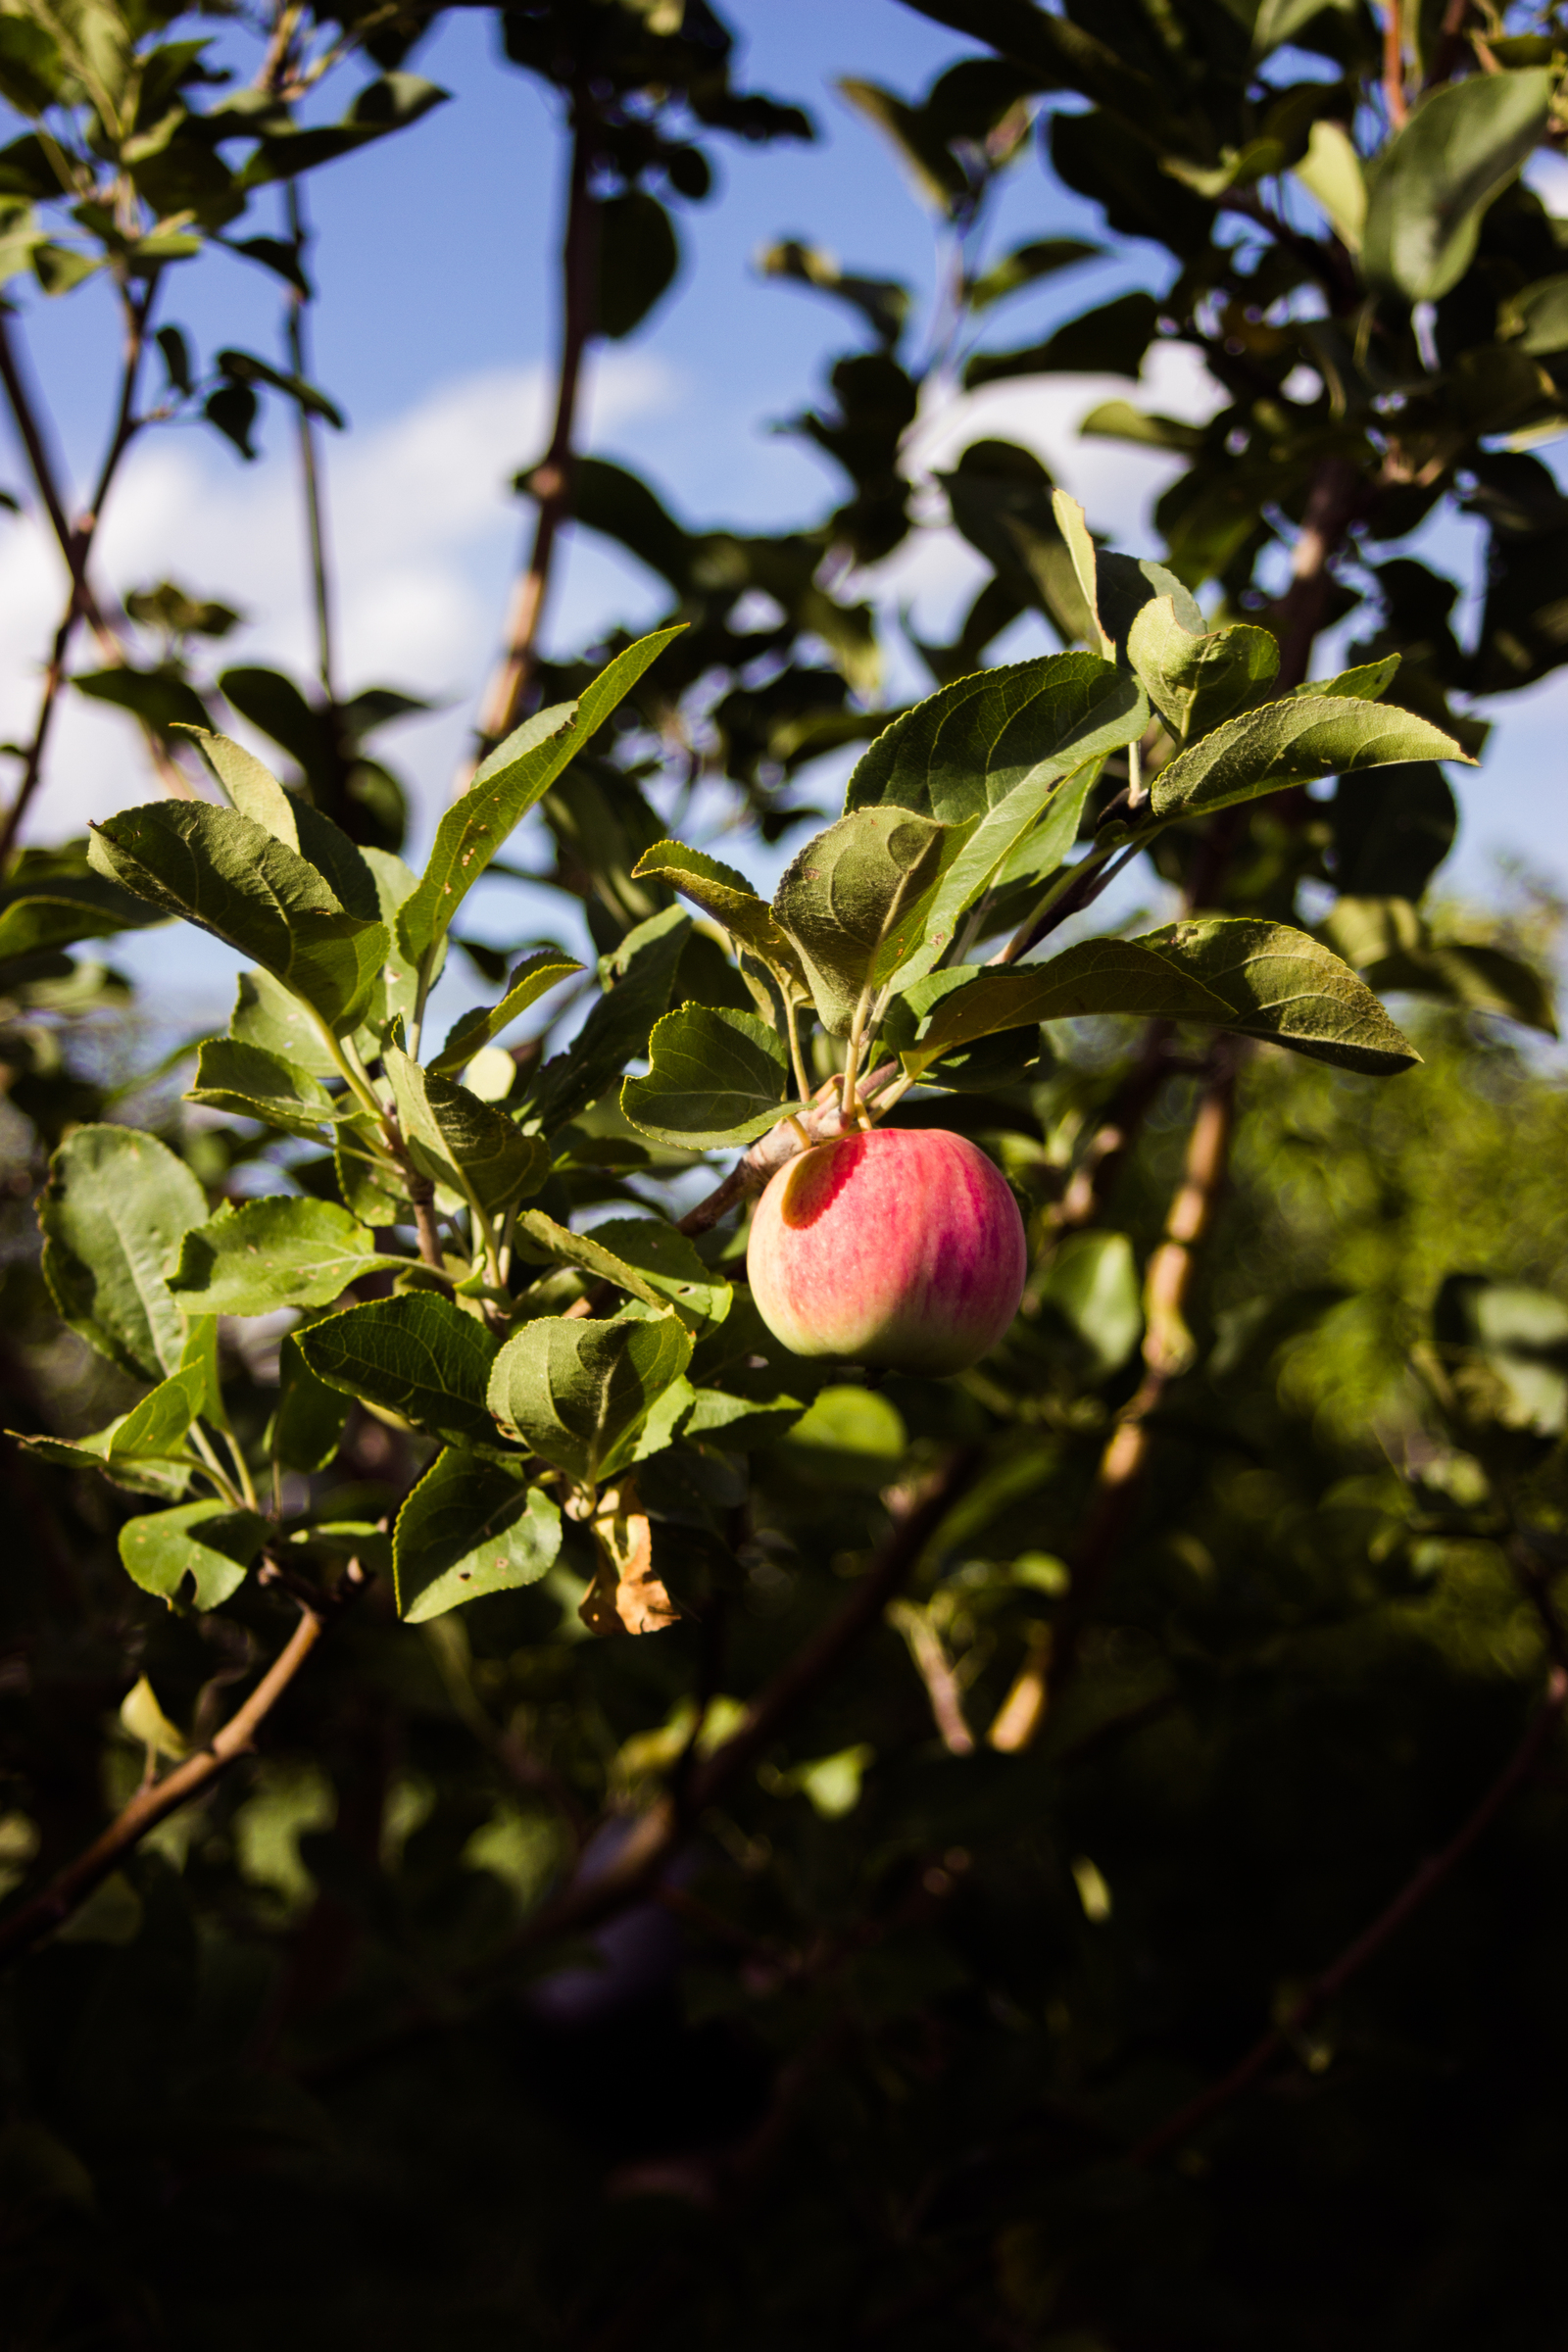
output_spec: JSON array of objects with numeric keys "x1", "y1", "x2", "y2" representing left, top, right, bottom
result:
[{"x1": 747, "y1": 1127, "x2": 1028, "y2": 1375}]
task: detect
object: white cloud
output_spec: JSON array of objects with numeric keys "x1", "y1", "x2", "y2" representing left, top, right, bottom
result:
[
  {"x1": 859, "y1": 339, "x2": 1221, "y2": 664},
  {"x1": 2, "y1": 348, "x2": 680, "y2": 848}
]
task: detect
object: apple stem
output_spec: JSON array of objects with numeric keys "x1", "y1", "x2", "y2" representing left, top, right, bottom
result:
[
  {"x1": 783, "y1": 996, "x2": 811, "y2": 1103},
  {"x1": 785, "y1": 1114, "x2": 811, "y2": 1150}
]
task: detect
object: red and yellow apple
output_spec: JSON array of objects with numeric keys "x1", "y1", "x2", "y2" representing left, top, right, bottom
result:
[{"x1": 747, "y1": 1127, "x2": 1027, "y2": 1375}]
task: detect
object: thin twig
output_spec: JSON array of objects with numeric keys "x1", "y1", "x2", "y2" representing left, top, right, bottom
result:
[
  {"x1": 1128, "y1": 1664, "x2": 1568, "y2": 2168},
  {"x1": 285, "y1": 180, "x2": 337, "y2": 710},
  {"x1": 467, "y1": 88, "x2": 599, "y2": 773},
  {"x1": 0, "y1": 280, "x2": 190, "y2": 859},
  {"x1": 1381, "y1": 0, "x2": 1409, "y2": 126},
  {"x1": 0, "y1": 1599, "x2": 333, "y2": 1966},
  {"x1": 889, "y1": 1600, "x2": 974, "y2": 1754},
  {"x1": 675, "y1": 1062, "x2": 898, "y2": 1242}
]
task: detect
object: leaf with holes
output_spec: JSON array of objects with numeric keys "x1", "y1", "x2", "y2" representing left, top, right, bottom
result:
[{"x1": 87, "y1": 803, "x2": 387, "y2": 1035}]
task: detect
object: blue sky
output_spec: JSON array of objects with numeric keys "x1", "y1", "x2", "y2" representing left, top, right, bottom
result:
[{"x1": 3, "y1": 0, "x2": 1566, "y2": 1034}]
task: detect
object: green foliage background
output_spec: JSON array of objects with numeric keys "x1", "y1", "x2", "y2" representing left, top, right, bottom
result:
[{"x1": 1, "y1": 2, "x2": 1568, "y2": 2346}]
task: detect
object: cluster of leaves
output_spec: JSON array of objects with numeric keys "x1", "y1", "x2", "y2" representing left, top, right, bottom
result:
[{"x1": 3, "y1": 1, "x2": 1568, "y2": 2347}]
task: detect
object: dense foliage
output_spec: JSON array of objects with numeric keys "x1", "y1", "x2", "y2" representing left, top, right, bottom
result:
[{"x1": 2, "y1": 1, "x2": 1568, "y2": 2345}]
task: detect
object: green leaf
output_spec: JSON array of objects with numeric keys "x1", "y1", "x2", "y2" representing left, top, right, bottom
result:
[
  {"x1": 1036, "y1": 1230, "x2": 1143, "y2": 1382},
  {"x1": 170, "y1": 1197, "x2": 396, "y2": 1315},
  {"x1": 294, "y1": 1294, "x2": 501, "y2": 1448},
  {"x1": 965, "y1": 290, "x2": 1160, "y2": 390},
  {"x1": 487, "y1": 1312, "x2": 694, "y2": 1490},
  {"x1": 622, "y1": 1004, "x2": 803, "y2": 1148},
  {"x1": 1126, "y1": 600, "x2": 1280, "y2": 742},
  {"x1": 186, "y1": 1038, "x2": 349, "y2": 1139},
  {"x1": 1151, "y1": 695, "x2": 1468, "y2": 821},
  {"x1": 119, "y1": 1500, "x2": 269, "y2": 1612},
  {"x1": 511, "y1": 1210, "x2": 673, "y2": 1312},
  {"x1": 0, "y1": 867, "x2": 166, "y2": 962},
  {"x1": 883, "y1": 940, "x2": 1232, "y2": 1078},
  {"x1": 574, "y1": 1219, "x2": 731, "y2": 1328},
  {"x1": 385, "y1": 1046, "x2": 548, "y2": 1217},
  {"x1": 1139, "y1": 916, "x2": 1421, "y2": 1073},
  {"x1": 967, "y1": 236, "x2": 1102, "y2": 310},
  {"x1": 428, "y1": 951, "x2": 582, "y2": 1076},
  {"x1": 1052, "y1": 489, "x2": 1113, "y2": 660},
  {"x1": 86, "y1": 803, "x2": 388, "y2": 1035},
  {"x1": 631, "y1": 841, "x2": 808, "y2": 986},
  {"x1": 273, "y1": 1330, "x2": 351, "y2": 1474},
  {"x1": 396, "y1": 627, "x2": 682, "y2": 990},
  {"x1": 596, "y1": 189, "x2": 679, "y2": 337},
  {"x1": 1333, "y1": 760, "x2": 1457, "y2": 901},
  {"x1": 12, "y1": 1360, "x2": 207, "y2": 1500},
  {"x1": 890, "y1": 760, "x2": 1104, "y2": 990},
  {"x1": 844, "y1": 650, "x2": 1146, "y2": 824},
  {"x1": 838, "y1": 75, "x2": 968, "y2": 215},
  {"x1": 1079, "y1": 399, "x2": 1206, "y2": 456},
  {"x1": 1323, "y1": 896, "x2": 1559, "y2": 1037},
  {"x1": 228, "y1": 966, "x2": 340, "y2": 1076},
  {"x1": 39, "y1": 1125, "x2": 207, "y2": 1382},
  {"x1": 74, "y1": 665, "x2": 211, "y2": 741},
  {"x1": 758, "y1": 238, "x2": 910, "y2": 347},
  {"x1": 1362, "y1": 69, "x2": 1554, "y2": 303},
  {"x1": 1292, "y1": 117, "x2": 1366, "y2": 251},
  {"x1": 1293, "y1": 657, "x2": 1400, "y2": 702},
  {"x1": 525, "y1": 905, "x2": 691, "y2": 1134},
  {"x1": 773, "y1": 808, "x2": 969, "y2": 1035},
  {"x1": 992, "y1": 761, "x2": 1102, "y2": 895},
  {"x1": 393, "y1": 1452, "x2": 561, "y2": 1623}
]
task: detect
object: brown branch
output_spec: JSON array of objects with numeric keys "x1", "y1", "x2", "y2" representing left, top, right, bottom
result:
[
  {"x1": 467, "y1": 93, "x2": 600, "y2": 772},
  {"x1": 0, "y1": 1599, "x2": 330, "y2": 1967},
  {"x1": 675, "y1": 1062, "x2": 899, "y2": 1242},
  {"x1": 1269, "y1": 453, "x2": 1369, "y2": 697},
  {"x1": 1381, "y1": 1, "x2": 1409, "y2": 126},
  {"x1": 1129, "y1": 1663, "x2": 1568, "y2": 2169},
  {"x1": 0, "y1": 285, "x2": 192, "y2": 859},
  {"x1": 888, "y1": 1600, "x2": 974, "y2": 1755},
  {"x1": 1424, "y1": 0, "x2": 1476, "y2": 89},
  {"x1": 501, "y1": 1448, "x2": 982, "y2": 1953},
  {"x1": 1047, "y1": 1049, "x2": 1239, "y2": 1705}
]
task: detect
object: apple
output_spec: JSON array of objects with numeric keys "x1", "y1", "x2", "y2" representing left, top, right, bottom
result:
[{"x1": 747, "y1": 1126, "x2": 1028, "y2": 1375}]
